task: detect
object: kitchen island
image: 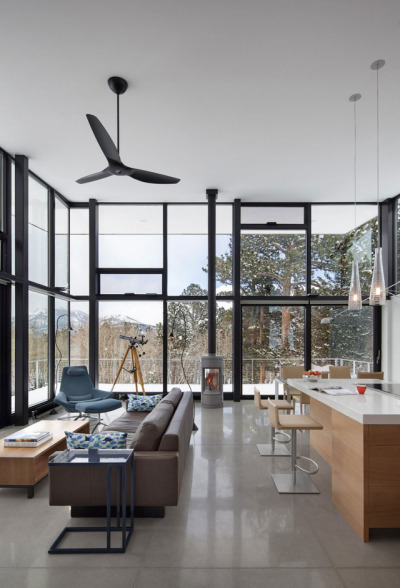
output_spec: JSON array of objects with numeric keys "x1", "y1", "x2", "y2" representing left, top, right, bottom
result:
[{"x1": 287, "y1": 378, "x2": 400, "y2": 542}]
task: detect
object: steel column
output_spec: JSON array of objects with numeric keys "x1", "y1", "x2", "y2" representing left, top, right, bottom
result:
[
  {"x1": 14, "y1": 155, "x2": 29, "y2": 425},
  {"x1": 162, "y1": 205, "x2": 168, "y2": 394},
  {"x1": 232, "y1": 199, "x2": 241, "y2": 401},
  {"x1": 206, "y1": 189, "x2": 218, "y2": 355},
  {"x1": 89, "y1": 199, "x2": 99, "y2": 386}
]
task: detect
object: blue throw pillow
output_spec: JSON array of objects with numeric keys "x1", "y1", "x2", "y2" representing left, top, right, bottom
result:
[
  {"x1": 127, "y1": 394, "x2": 162, "y2": 412},
  {"x1": 65, "y1": 431, "x2": 127, "y2": 449}
]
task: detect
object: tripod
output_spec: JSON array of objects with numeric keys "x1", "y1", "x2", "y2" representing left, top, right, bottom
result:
[{"x1": 111, "y1": 343, "x2": 146, "y2": 395}]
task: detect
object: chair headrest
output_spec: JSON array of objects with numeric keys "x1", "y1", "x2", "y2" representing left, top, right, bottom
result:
[{"x1": 66, "y1": 367, "x2": 87, "y2": 377}]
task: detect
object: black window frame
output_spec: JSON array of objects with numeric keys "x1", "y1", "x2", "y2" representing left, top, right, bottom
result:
[{"x1": 0, "y1": 144, "x2": 395, "y2": 426}]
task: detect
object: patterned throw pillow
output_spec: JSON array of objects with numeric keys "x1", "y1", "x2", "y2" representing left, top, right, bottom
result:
[
  {"x1": 65, "y1": 431, "x2": 127, "y2": 449},
  {"x1": 127, "y1": 394, "x2": 162, "y2": 412}
]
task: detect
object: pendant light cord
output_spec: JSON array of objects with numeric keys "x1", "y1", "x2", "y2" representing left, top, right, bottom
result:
[
  {"x1": 353, "y1": 99, "x2": 357, "y2": 233},
  {"x1": 376, "y1": 66, "x2": 380, "y2": 245}
]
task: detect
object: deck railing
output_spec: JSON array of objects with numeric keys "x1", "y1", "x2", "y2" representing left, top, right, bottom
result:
[{"x1": 27, "y1": 356, "x2": 372, "y2": 391}]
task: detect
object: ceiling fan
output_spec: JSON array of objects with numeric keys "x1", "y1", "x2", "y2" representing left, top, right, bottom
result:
[{"x1": 76, "y1": 76, "x2": 180, "y2": 185}]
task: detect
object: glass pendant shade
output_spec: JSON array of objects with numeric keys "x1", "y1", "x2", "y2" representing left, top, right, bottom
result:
[
  {"x1": 369, "y1": 247, "x2": 386, "y2": 305},
  {"x1": 348, "y1": 260, "x2": 362, "y2": 310}
]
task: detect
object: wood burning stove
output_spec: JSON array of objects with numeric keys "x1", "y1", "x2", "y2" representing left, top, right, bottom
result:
[{"x1": 201, "y1": 355, "x2": 223, "y2": 408}]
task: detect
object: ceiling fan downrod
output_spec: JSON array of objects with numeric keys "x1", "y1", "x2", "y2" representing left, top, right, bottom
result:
[{"x1": 107, "y1": 76, "x2": 128, "y2": 153}]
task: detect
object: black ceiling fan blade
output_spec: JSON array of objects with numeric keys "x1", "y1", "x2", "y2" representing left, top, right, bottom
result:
[
  {"x1": 86, "y1": 114, "x2": 121, "y2": 163},
  {"x1": 76, "y1": 169, "x2": 112, "y2": 184},
  {"x1": 129, "y1": 168, "x2": 180, "y2": 184}
]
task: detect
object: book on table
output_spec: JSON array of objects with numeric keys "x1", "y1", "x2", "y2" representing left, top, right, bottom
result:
[{"x1": 3, "y1": 431, "x2": 53, "y2": 447}]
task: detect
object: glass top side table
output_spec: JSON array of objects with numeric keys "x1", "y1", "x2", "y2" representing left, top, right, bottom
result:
[{"x1": 48, "y1": 448, "x2": 134, "y2": 554}]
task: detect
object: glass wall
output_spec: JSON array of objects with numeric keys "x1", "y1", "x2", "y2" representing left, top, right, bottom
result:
[
  {"x1": 311, "y1": 204, "x2": 377, "y2": 296},
  {"x1": 217, "y1": 300, "x2": 233, "y2": 391},
  {"x1": 311, "y1": 306, "x2": 374, "y2": 375},
  {"x1": 2, "y1": 176, "x2": 392, "y2": 425},
  {"x1": 167, "y1": 300, "x2": 208, "y2": 391},
  {"x1": 70, "y1": 208, "x2": 89, "y2": 296},
  {"x1": 99, "y1": 205, "x2": 163, "y2": 269},
  {"x1": 28, "y1": 290, "x2": 49, "y2": 406},
  {"x1": 242, "y1": 305, "x2": 304, "y2": 395},
  {"x1": 0, "y1": 153, "x2": 3, "y2": 235},
  {"x1": 11, "y1": 161, "x2": 15, "y2": 275},
  {"x1": 55, "y1": 299, "x2": 69, "y2": 388},
  {"x1": 240, "y1": 230, "x2": 306, "y2": 296},
  {"x1": 241, "y1": 206, "x2": 304, "y2": 224},
  {"x1": 98, "y1": 301, "x2": 163, "y2": 391},
  {"x1": 168, "y1": 205, "x2": 208, "y2": 295},
  {"x1": 100, "y1": 273, "x2": 162, "y2": 295},
  {"x1": 28, "y1": 175, "x2": 48, "y2": 285},
  {"x1": 11, "y1": 285, "x2": 15, "y2": 413},
  {"x1": 55, "y1": 197, "x2": 69, "y2": 289},
  {"x1": 0, "y1": 154, "x2": 4, "y2": 270},
  {"x1": 70, "y1": 300, "x2": 89, "y2": 370},
  {"x1": 216, "y1": 205, "x2": 233, "y2": 296},
  {"x1": 397, "y1": 199, "x2": 400, "y2": 291}
]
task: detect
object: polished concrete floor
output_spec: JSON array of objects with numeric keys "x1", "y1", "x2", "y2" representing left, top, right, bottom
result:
[{"x1": 1, "y1": 401, "x2": 400, "y2": 587}]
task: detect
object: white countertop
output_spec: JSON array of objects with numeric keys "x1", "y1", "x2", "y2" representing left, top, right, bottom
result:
[{"x1": 286, "y1": 378, "x2": 400, "y2": 425}]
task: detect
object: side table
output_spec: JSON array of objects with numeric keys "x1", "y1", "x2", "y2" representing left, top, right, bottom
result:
[{"x1": 48, "y1": 448, "x2": 134, "y2": 554}]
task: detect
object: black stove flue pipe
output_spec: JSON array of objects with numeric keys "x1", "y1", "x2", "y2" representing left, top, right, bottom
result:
[{"x1": 206, "y1": 189, "x2": 218, "y2": 355}]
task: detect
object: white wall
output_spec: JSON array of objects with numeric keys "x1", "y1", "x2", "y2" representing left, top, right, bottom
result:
[{"x1": 382, "y1": 296, "x2": 400, "y2": 381}]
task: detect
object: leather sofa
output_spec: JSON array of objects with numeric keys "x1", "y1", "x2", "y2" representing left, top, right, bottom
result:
[{"x1": 49, "y1": 388, "x2": 193, "y2": 517}]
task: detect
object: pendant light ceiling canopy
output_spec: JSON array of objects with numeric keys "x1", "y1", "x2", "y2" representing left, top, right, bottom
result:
[
  {"x1": 348, "y1": 93, "x2": 362, "y2": 311},
  {"x1": 369, "y1": 59, "x2": 386, "y2": 306}
]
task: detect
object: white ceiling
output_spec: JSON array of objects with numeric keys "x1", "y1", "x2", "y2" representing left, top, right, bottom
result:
[{"x1": 1, "y1": 0, "x2": 400, "y2": 204}]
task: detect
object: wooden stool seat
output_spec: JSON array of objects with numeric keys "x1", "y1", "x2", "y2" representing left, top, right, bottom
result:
[
  {"x1": 267, "y1": 399, "x2": 323, "y2": 494},
  {"x1": 254, "y1": 388, "x2": 293, "y2": 457},
  {"x1": 279, "y1": 414, "x2": 323, "y2": 431}
]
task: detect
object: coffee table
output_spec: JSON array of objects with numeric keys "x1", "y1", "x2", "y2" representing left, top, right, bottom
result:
[{"x1": 0, "y1": 419, "x2": 90, "y2": 498}]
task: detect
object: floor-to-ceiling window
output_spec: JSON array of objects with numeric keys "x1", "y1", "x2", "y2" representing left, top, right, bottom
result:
[
  {"x1": 242, "y1": 304, "x2": 304, "y2": 396},
  {"x1": 98, "y1": 300, "x2": 163, "y2": 392},
  {"x1": 311, "y1": 305, "x2": 374, "y2": 374},
  {"x1": 28, "y1": 290, "x2": 49, "y2": 406},
  {"x1": 231, "y1": 203, "x2": 379, "y2": 397},
  {"x1": 55, "y1": 196, "x2": 69, "y2": 290},
  {"x1": 0, "y1": 142, "x2": 390, "y2": 426},
  {"x1": 28, "y1": 175, "x2": 48, "y2": 286}
]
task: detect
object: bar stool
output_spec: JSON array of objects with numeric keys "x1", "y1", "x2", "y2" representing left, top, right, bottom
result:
[
  {"x1": 357, "y1": 371, "x2": 384, "y2": 380},
  {"x1": 254, "y1": 387, "x2": 294, "y2": 456},
  {"x1": 267, "y1": 399, "x2": 323, "y2": 493},
  {"x1": 329, "y1": 365, "x2": 351, "y2": 379}
]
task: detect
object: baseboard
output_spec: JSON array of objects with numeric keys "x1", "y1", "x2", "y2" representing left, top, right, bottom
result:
[{"x1": 71, "y1": 505, "x2": 165, "y2": 518}]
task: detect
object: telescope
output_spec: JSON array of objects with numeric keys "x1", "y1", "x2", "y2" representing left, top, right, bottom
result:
[{"x1": 119, "y1": 334, "x2": 147, "y2": 346}]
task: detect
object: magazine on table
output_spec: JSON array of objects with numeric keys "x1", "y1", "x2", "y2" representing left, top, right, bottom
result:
[{"x1": 310, "y1": 386, "x2": 357, "y2": 396}]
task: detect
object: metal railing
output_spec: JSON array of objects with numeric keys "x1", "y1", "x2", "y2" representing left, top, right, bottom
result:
[{"x1": 28, "y1": 356, "x2": 372, "y2": 390}]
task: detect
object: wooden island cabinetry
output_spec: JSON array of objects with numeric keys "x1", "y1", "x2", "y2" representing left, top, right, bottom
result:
[{"x1": 287, "y1": 379, "x2": 400, "y2": 542}]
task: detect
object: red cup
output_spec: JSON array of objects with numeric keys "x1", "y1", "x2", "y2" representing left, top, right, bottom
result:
[{"x1": 356, "y1": 385, "x2": 367, "y2": 395}]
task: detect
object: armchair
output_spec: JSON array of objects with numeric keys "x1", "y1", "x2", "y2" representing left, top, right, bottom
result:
[{"x1": 55, "y1": 366, "x2": 122, "y2": 432}]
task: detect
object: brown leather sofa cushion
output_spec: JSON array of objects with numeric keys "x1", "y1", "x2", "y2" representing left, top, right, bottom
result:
[
  {"x1": 160, "y1": 388, "x2": 183, "y2": 409},
  {"x1": 103, "y1": 410, "x2": 149, "y2": 434},
  {"x1": 132, "y1": 402, "x2": 174, "y2": 451}
]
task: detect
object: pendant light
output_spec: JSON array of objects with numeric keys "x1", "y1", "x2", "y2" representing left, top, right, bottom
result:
[
  {"x1": 348, "y1": 93, "x2": 362, "y2": 311},
  {"x1": 369, "y1": 59, "x2": 386, "y2": 306}
]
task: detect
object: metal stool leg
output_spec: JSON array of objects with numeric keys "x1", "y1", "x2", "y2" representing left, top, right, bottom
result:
[
  {"x1": 271, "y1": 430, "x2": 320, "y2": 494},
  {"x1": 257, "y1": 425, "x2": 291, "y2": 456}
]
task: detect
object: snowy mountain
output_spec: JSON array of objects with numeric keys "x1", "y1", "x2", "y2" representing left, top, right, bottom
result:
[
  {"x1": 99, "y1": 314, "x2": 155, "y2": 330},
  {"x1": 27, "y1": 310, "x2": 154, "y2": 333}
]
